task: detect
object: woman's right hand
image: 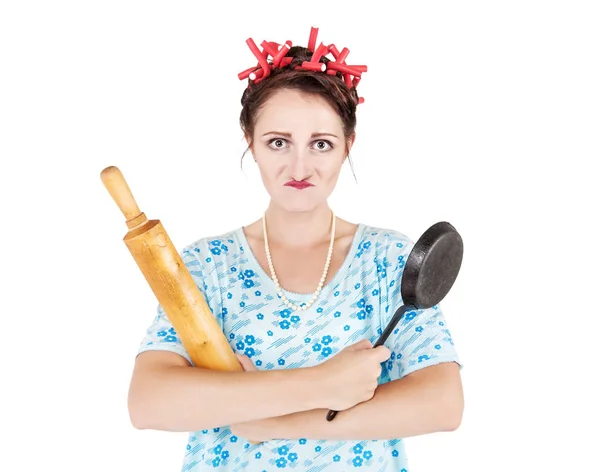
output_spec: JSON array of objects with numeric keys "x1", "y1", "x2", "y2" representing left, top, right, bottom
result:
[{"x1": 311, "y1": 339, "x2": 391, "y2": 412}]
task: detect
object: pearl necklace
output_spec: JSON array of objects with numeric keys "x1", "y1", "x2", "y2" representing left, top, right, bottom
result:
[{"x1": 263, "y1": 211, "x2": 336, "y2": 311}]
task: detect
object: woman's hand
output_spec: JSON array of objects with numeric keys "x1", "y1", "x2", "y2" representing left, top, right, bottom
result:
[{"x1": 311, "y1": 339, "x2": 391, "y2": 411}]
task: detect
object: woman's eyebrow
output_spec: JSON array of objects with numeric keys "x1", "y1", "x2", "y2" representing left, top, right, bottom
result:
[{"x1": 262, "y1": 131, "x2": 340, "y2": 139}]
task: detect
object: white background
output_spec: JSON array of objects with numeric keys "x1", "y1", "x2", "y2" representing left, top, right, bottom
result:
[{"x1": 1, "y1": 1, "x2": 599, "y2": 471}]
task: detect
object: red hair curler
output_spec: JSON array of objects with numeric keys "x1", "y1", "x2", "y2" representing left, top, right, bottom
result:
[
  {"x1": 326, "y1": 62, "x2": 364, "y2": 77},
  {"x1": 280, "y1": 56, "x2": 293, "y2": 66},
  {"x1": 300, "y1": 61, "x2": 326, "y2": 72},
  {"x1": 337, "y1": 47, "x2": 350, "y2": 64},
  {"x1": 328, "y1": 44, "x2": 340, "y2": 59},
  {"x1": 238, "y1": 66, "x2": 259, "y2": 81},
  {"x1": 260, "y1": 41, "x2": 279, "y2": 58},
  {"x1": 308, "y1": 26, "x2": 318, "y2": 52},
  {"x1": 246, "y1": 38, "x2": 271, "y2": 79},
  {"x1": 310, "y1": 43, "x2": 329, "y2": 63},
  {"x1": 272, "y1": 41, "x2": 292, "y2": 67}
]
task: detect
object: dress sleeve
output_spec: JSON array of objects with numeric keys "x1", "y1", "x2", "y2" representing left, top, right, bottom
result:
[
  {"x1": 379, "y1": 234, "x2": 462, "y2": 382},
  {"x1": 135, "y1": 243, "x2": 212, "y2": 366}
]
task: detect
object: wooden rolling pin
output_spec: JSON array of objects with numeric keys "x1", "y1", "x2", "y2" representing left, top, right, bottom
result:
[{"x1": 100, "y1": 165, "x2": 242, "y2": 372}]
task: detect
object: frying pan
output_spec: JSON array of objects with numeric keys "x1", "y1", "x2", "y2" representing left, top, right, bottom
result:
[{"x1": 325, "y1": 221, "x2": 463, "y2": 421}]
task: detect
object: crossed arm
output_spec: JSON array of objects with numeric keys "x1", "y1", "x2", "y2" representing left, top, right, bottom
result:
[{"x1": 230, "y1": 361, "x2": 463, "y2": 442}]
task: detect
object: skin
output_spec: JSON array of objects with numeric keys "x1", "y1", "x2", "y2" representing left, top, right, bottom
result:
[{"x1": 127, "y1": 88, "x2": 464, "y2": 442}]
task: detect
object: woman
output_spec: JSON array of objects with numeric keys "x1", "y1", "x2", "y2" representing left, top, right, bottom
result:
[{"x1": 128, "y1": 27, "x2": 464, "y2": 471}]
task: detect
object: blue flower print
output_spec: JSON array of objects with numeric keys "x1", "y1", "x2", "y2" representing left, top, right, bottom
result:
[
  {"x1": 357, "y1": 310, "x2": 366, "y2": 320},
  {"x1": 291, "y1": 315, "x2": 300, "y2": 323},
  {"x1": 278, "y1": 446, "x2": 289, "y2": 455},
  {"x1": 365, "y1": 305, "x2": 373, "y2": 313},
  {"x1": 299, "y1": 439, "x2": 307, "y2": 445},
  {"x1": 392, "y1": 450, "x2": 399, "y2": 457},
  {"x1": 334, "y1": 291, "x2": 340, "y2": 296},
  {"x1": 439, "y1": 321, "x2": 445, "y2": 326},
  {"x1": 357, "y1": 298, "x2": 366, "y2": 308},
  {"x1": 210, "y1": 240, "x2": 220, "y2": 247},
  {"x1": 353, "y1": 444, "x2": 363, "y2": 454},
  {"x1": 212, "y1": 457, "x2": 220, "y2": 467},
  {"x1": 230, "y1": 267, "x2": 237, "y2": 272},
  {"x1": 435, "y1": 344, "x2": 441, "y2": 350},
  {"x1": 236, "y1": 341, "x2": 244, "y2": 350},
  {"x1": 280, "y1": 309, "x2": 291, "y2": 319},
  {"x1": 315, "y1": 446, "x2": 322, "y2": 452},
  {"x1": 168, "y1": 327, "x2": 176, "y2": 335},
  {"x1": 210, "y1": 247, "x2": 221, "y2": 256},
  {"x1": 322, "y1": 335, "x2": 332, "y2": 345},
  {"x1": 229, "y1": 333, "x2": 235, "y2": 339},
  {"x1": 322, "y1": 347, "x2": 333, "y2": 357},
  {"x1": 396, "y1": 242, "x2": 403, "y2": 248},
  {"x1": 255, "y1": 290, "x2": 261, "y2": 296},
  {"x1": 344, "y1": 325, "x2": 350, "y2": 331},
  {"x1": 245, "y1": 335, "x2": 255, "y2": 345},
  {"x1": 278, "y1": 358, "x2": 285, "y2": 366},
  {"x1": 214, "y1": 445, "x2": 222, "y2": 454},
  {"x1": 317, "y1": 307, "x2": 323, "y2": 313},
  {"x1": 267, "y1": 330, "x2": 273, "y2": 336},
  {"x1": 157, "y1": 330, "x2": 167, "y2": 337},
  {"x1": 372, "y1": 289, "x2": 379, "y2": 296},
  {"x1": 353, "y1": 456, "x2": 363, "y2": 467},
  {"x1": 256, "y1": 360, "x2": 262, "y2": 366},
  {"x1": 418, "y1": 355, "x2": 430, "y2": 362},
  {"x1": 240, "y1": 301, "x2": 245, "y2": 308},
  {"x1": 276, "y1": 457, "x2": 287, "y2": 468},
  {"x1": 227, "y1": 292, "x2": 233, "y2": 299},
  {"x1": 221, "y1": 451, "x2": 229, "y2": 459},
  {"x1": 244, "y1": 279, "x2": 255, "y2": 288},
  {"x1": 244, "y1": 347, "x2": 255, "y2": 357},
  {"x1": 255, "y1": 452, "x2": 262, "y2": 459},
  {"x1": 222, "y1": 308, "x2": 228, "y2": 315},
  {"x1": 397, "y1": 255, "x2": 405, "y2": 268},
  {"x1": 279, "y1": 320, "x2": 291, "y2": 329},
  {"x1": 205, "y1": 257, "x2": 212, "y2": 263},
  {"x1": 164, "y1": 335, "x2": 177, "y2": 342},
  {"x1": 334, "y1": 311, "x2": 341, "y2": 318},
  {"x1": 230, "y1": 436, "x2": 238, "y2": 442},
  {"x1": 333, "y1": 455, "x2": 341, "y2": 462},
  {"x1": 257, "y1": 313, "x2": 264, "y2": 320},
  {"x1": 416, "y1": 326, "x2": 423, "y2": 332},
  {"x1": 313, "y1": 344, "x2": 322, "y2": 352},
  {"x1": 244, "y1": 269, "x2": 255, "y2": 278},
  {"x1": 288, "y1": 452, "x2": 298, "y2": 462},
  {"x1": 406, "y1": 311, "x2": 417, "y2": 321},
  {"x1": 355, "y1": 283, "x2": 361, "y2": 289},
  {"x1": 304, "y1": 337, "x2": 311, "y2": 343},
  {"x1": 363, "y1": 450, "x2": 373, "y2": 460}
]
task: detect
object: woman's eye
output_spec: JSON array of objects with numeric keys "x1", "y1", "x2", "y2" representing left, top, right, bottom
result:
[
  {"x1": 313, "y1": 140, "x2": 332, "y2": 151},
  {"x1": 268, "y1": 138, "x2": 287, "y2": 149}
]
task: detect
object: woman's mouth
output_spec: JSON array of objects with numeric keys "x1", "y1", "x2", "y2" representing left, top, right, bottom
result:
[{"x1": 285, "y1": 180, "x2": 314, "y2": 190}]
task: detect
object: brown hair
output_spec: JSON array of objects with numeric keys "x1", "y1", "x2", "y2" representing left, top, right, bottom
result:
[{"x1": 240, "y1": 46, "x2": 360, "y2": 155}]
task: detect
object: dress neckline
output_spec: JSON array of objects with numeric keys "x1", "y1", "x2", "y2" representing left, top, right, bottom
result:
[{"x1": 235, "y1": 222, "x2": 365, "y2": 300}]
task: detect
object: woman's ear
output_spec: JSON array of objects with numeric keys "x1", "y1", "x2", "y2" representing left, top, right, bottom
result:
[{"x1": 346, "y1": 133, "x2": 356, "y2": 157}]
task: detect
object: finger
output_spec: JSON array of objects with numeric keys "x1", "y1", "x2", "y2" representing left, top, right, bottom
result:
[
  {"x1": 373, "y1": 345, "x2": 392, "y2": 361},
  {"x1": 350, "y1": 339, "x2": 373, "y2": 350},
  {"x1": 236, "y1": 354, "x2": 258, "y2": 371}
]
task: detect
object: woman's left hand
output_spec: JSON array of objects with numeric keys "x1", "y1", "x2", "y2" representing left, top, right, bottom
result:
[{"x1": 230, "y1": 354, "x2": 274, "y2": 443}]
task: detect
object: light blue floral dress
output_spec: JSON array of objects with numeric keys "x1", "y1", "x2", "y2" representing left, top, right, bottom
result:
[{"x1": 138, "y1": 223, "x2": 461, "y2": 471}]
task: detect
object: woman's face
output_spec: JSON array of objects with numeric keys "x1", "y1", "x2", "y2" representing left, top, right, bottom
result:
[{"x1": 249, "y1": 88, "x2": 353, "y2": 213}]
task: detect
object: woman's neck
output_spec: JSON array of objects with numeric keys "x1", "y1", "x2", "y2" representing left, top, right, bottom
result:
[{"x1": 262, "y1": 202, "x2": 335, "y2": 248}]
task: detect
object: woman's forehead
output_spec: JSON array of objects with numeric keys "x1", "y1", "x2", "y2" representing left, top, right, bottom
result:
[{"x1": 255, "y1": 90, "x2": 343, "y2": 134}]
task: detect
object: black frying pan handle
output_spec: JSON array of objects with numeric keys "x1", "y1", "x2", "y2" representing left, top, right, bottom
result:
[{"x1": 326, "y1": 304, "x2": 414, "y2": 422}]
